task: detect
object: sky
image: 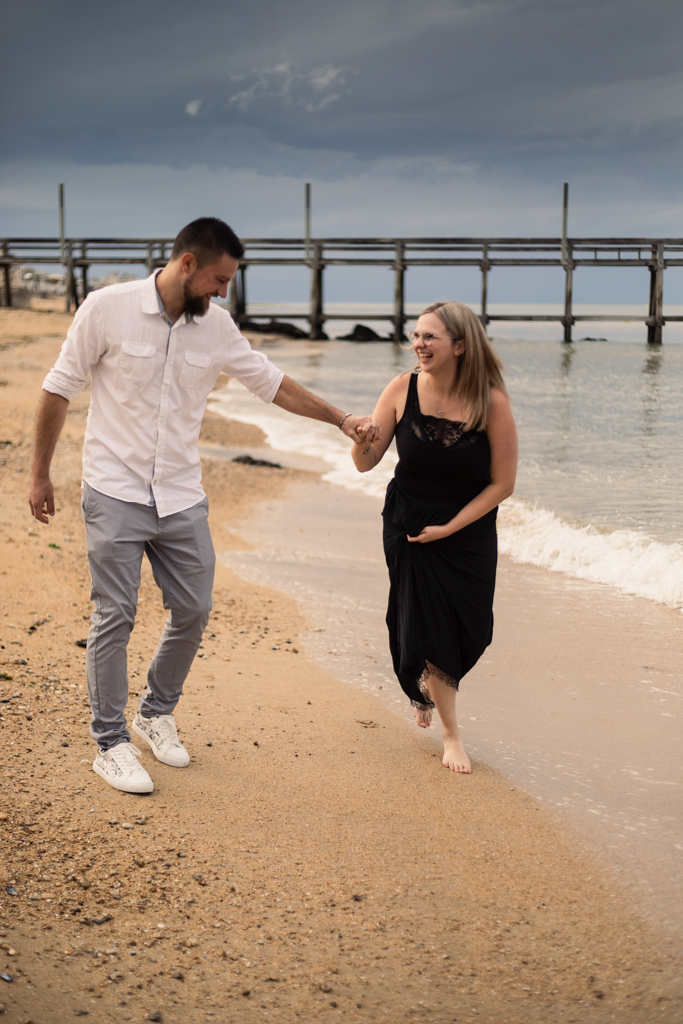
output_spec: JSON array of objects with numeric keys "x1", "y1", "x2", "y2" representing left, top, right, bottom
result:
[{"x1": 2, "y1": 0, "x2": 683, "y2": 303}]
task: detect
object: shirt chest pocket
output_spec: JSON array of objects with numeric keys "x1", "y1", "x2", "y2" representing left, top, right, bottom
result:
[
  {"x1": 178, "y1": 349, "x2": 212, "y2": 390},
  {"x1": 119, "y1": 343, "x2": 157, "y2": 384}
]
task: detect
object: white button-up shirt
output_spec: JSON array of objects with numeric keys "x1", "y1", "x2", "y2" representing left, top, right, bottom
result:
[{"x1": 42, "y1": 273, "x2": 284, "y2": 517}]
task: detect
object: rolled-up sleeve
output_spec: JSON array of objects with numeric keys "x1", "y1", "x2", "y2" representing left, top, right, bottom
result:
[
  {"x1": 221, "y1": 318, "x2": 284, "y2": 403},
  {"x1": 42, "y1": 292, "x2": 105, "y2": 401}
]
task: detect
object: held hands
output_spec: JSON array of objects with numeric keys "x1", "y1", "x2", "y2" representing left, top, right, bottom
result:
[
  {"x1": 27, "y1": 476, "x2": 55, "y2": 525},
  {"x1": 341, "y1": 415, "x2": 382, "y2": 445},
  {"x1": 407, "y1": 524, "x2": 451, "y2": 544}
]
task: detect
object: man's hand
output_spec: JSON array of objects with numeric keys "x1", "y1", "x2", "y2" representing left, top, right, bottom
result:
[
  {"x1": 271, "y1": 377, "x2": 382, "y2": 445},
  {"x1": 27, "y1": 391, "x2": 69, "y2": 524},
  {"x1": 341, "y1": 415, "x2": 382, "y2": 446},
  {"x1": 28, "y1": 475, "x2": 56, "y2": 525}
]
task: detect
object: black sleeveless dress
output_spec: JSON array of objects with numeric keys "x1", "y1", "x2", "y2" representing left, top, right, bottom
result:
[{"x1": 382, "y1": 372, "x2": 497, "y2": 708}]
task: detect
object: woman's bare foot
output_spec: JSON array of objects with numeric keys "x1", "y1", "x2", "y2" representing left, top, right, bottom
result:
[
  {"x1": 414, "y1": 705, "x2": 433, "y2": 728},
  {"x1": 442, "y1": 730, "x2": 471, "y2": 773}
]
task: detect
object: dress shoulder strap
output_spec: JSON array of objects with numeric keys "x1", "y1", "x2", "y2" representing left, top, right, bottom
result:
[
  {"x1": 397, "y1": 370, "x2": 419, "y2": 427},
  {"x1": 407, "y1": 370, "x2": 420, "y2": 409}
]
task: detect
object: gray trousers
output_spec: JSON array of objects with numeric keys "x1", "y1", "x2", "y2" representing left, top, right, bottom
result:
[{"x1": 82, "y1": 484, "x2": 215, "y2": 750}]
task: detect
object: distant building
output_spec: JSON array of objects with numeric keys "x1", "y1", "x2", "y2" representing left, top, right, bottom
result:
[
  {"x1": 1, "y1": 266, "x2": 143, "y2": 307},
  {"x1": 90, "y1": 271, "x2": 140, "y2": 290}
]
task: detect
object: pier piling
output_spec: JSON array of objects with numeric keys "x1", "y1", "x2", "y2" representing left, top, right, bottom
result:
[
  {"x1": 647, "y1": 242, "x2": 664, "y2": 345},
  {"x1": 309, "y1": 241, "x2": 325, "y2": 339},
  {"x1": 561, "y1": 184, "x2": 573, "y2": 343},
  {"x1": 64, "y1": 242, "x2": 76, "y2": 313},
  {"x1": 2, "y1": 241, "x2": 11, "y2": 307},
  {"x1": 230, "y1": 265, "x2": 247, "y2": 324},
  {"x1": 81, "y1": 242, "x2": 88, "y2": 301},
  {"x1": 393, "y1": 242, "x2": 406, "y2": 341},
  {"x1": 480, "y1": 245, "x2": 489, "y2": 327},
  {"x1": 58, "y1": 184, "x2": 65, "y2": 265},
  {"x1": 305, "y1": 183, "x2": 311, "y2": 268},
  {"x1": 563, "y1": 253, "x2": 574, "y2": 344}
]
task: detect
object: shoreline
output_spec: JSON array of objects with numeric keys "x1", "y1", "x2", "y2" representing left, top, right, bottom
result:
[{"x1": 1, "y1": 309, "x2": 682, "y2": 1023}]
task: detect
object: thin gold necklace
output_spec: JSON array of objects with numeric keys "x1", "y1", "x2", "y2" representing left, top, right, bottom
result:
[{"x1": 425, "y1": 376, "x2": 459, "y2": 418}]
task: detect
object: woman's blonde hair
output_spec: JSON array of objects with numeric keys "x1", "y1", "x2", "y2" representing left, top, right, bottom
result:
[{"x1": 417, "y1": 301, "x2": 506, "y2": 431}]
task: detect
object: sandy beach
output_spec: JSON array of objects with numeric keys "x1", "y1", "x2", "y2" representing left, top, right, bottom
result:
[{"x1": 1, "y1": 307, "x2": 682, "y2": 1024}]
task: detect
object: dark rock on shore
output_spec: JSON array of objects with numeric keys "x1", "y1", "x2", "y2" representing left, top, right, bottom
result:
[
  {"x1": 338, "y1": 324, "x2": 390, "y2": 342},
  {"x1": 232, "y1": 454, "x2": 283, "y2": 469},
  {"x1": 239, "y1": 319, "x2": 313, "y2": 339}
]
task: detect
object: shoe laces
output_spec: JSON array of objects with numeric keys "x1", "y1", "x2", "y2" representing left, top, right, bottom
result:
[
  {"x1": 109, "y1": 743, "x2": 143, "y2": 767},
  {"x1": 153, "y1": 716, "x2": 180, "y2": 745}
]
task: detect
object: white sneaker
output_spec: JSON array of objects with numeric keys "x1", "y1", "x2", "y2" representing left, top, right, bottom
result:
[
  {"x1": 132, "y1": 712, "x2": 190, "y2": 768},
  {"x1": 93, "y1": 743, "x2": 154, "y2": 794}
]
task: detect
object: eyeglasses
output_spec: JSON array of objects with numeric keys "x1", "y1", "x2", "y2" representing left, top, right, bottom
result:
[{"x1": 408, "y1": 331, "x2": 459, "y2": 346}]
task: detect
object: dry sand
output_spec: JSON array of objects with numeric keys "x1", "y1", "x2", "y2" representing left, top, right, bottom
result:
[{"x1": 0, "y1": 308, "x2": 682, "y2": 1024}]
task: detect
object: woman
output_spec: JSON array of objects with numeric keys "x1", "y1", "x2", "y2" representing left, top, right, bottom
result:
[{"x1": 353, "y1": 302, "x2": 517, "y2": 774}]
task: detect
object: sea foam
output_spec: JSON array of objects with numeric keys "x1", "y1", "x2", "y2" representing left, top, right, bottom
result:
[
  {"x1": 208, "y1": 380, "x2": 398, "y2": 500},
  {"x1": 498, "y1": 500, "x2": 683, "y2": 611}
]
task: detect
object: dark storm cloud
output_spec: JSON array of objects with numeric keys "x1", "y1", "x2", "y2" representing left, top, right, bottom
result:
[{"x1": 4, "y1": 0, "x2": 683, "y2": 178}]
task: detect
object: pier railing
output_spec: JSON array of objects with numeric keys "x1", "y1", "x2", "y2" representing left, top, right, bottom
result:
[{"x1": 2, "y1": 235, "x2": 682, "y2": 343}]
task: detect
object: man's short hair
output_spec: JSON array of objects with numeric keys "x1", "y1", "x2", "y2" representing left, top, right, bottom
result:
[{"x1": 171, "y1": 217, "x2": 244, "y2": 265}]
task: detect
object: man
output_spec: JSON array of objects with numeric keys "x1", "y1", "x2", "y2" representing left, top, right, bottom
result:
[{"x1": 28, "y1": 217, "x2": 378, "y2": 795}]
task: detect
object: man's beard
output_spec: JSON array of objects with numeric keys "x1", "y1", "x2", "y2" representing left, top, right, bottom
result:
[{"x1": 183, "y1": 280, "x2": 210, "y2": 318}]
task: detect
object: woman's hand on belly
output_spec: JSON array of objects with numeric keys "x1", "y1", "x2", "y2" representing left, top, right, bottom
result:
[{"x1": 407, "y1": 524, "x2": 450, "y2": 544}]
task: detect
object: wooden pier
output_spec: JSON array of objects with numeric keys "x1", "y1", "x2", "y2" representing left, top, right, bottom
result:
[{"x1": 1, "y1": 235, "x2": 682, "y2": 343}]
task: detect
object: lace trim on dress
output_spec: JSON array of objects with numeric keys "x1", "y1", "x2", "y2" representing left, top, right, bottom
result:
[
  {"x1": 411, "y1": 670, "x2": 434, "y2": 710},
  {"x1": 410, "y1": 660, "x2": 460, "y2": 708},
  {"x1": 410, "y1": 413, "x2": 481, "y2": 449}
]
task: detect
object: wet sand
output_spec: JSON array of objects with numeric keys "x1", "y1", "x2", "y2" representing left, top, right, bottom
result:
[{"x1": 1, "y1": 309, "x2": 682, "y2": 1024}]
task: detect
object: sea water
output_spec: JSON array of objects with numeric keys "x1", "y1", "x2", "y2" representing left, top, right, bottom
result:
[{"x1": 209, "y1": 325, "x2": 683, "y2": 613}]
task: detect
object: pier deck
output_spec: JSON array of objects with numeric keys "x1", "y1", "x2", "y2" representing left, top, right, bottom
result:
[{"x1": 2, "y1": 235, "x2": 680, "y2": 342}]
